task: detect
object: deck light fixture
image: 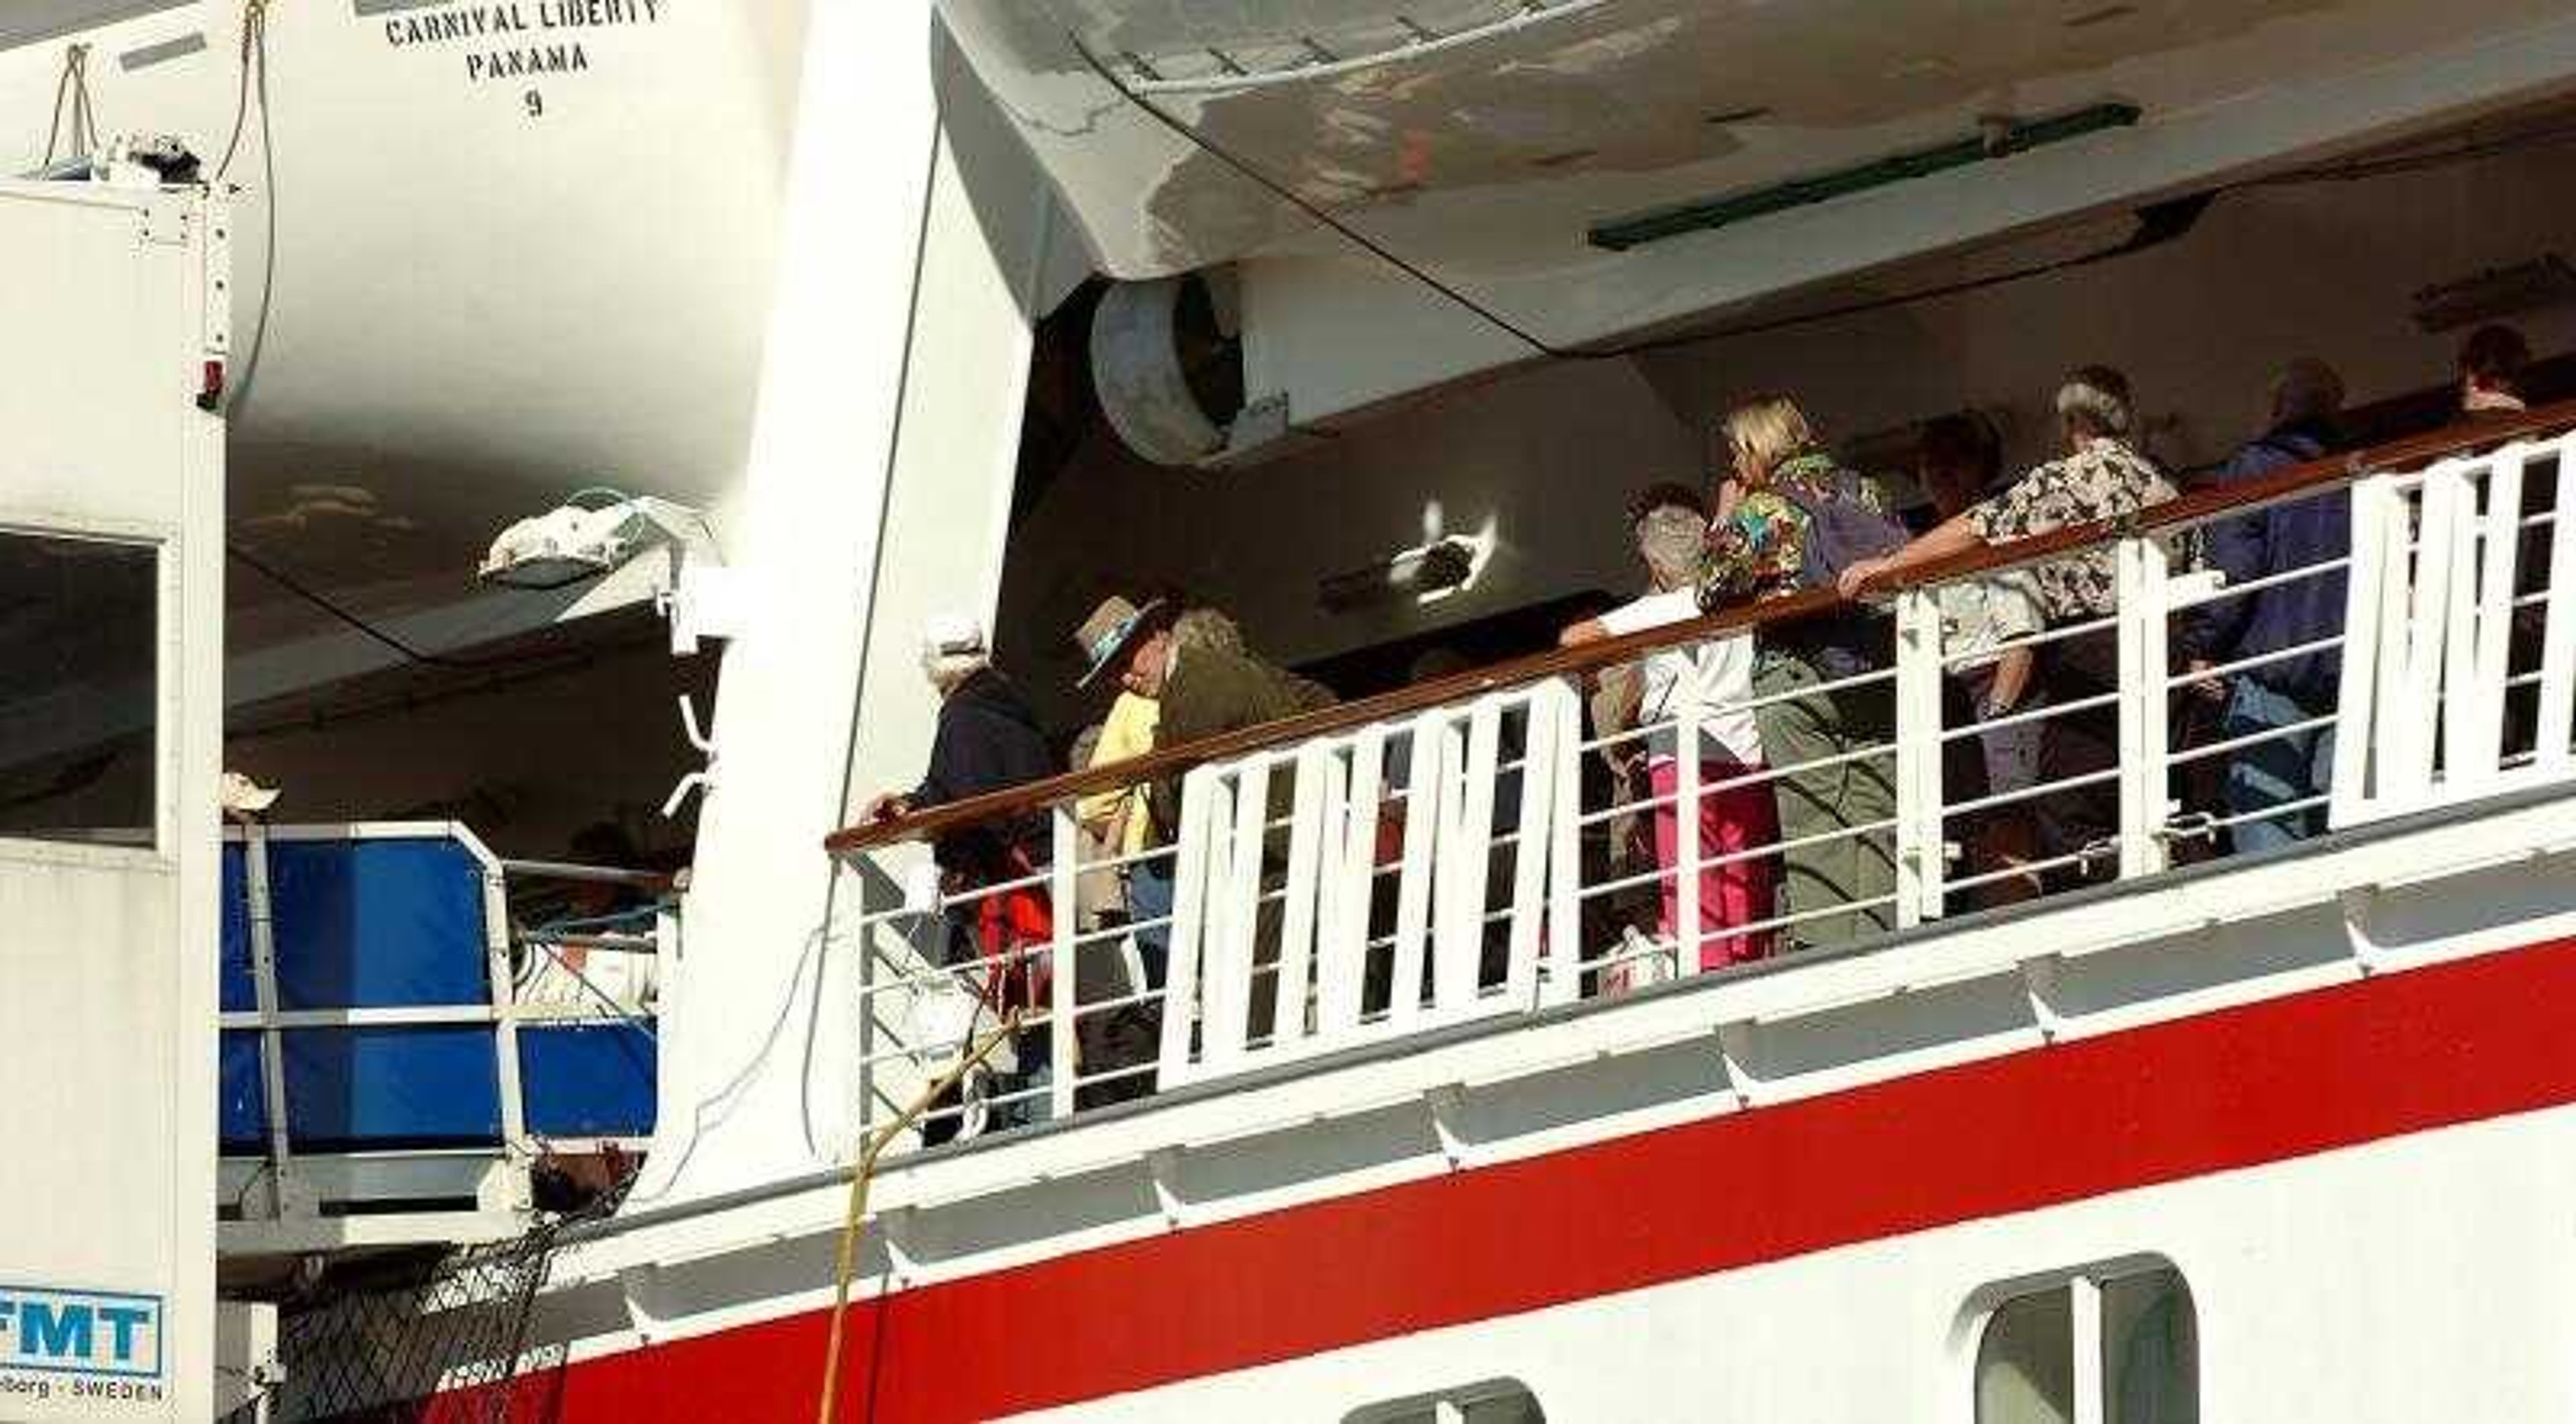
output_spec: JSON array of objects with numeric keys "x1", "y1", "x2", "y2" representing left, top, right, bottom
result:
[
  {"x1": 478, "y1": 489, "x2": 719, "y2": 593},
  {"x1": 1319, "y1": 533, "x2": 1490, "y2": 614}
]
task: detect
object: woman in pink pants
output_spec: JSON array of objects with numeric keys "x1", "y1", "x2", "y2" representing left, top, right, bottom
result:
[{"x1": 1565, "y1": 493, "x2": 1778, "y2": 973}]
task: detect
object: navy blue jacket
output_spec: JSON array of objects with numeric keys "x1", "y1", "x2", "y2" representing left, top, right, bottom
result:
[
  {"x1": 912, "y1": 668, "x2": 1055, "y2": 880},
  {"x1": 2178, "y1": 421, "x2": 2345, "y2": 707}
]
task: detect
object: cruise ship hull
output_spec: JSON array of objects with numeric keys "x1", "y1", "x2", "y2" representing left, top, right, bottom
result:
[{"x1": 309, "y1": 786, "x2": 2576, "y2": 1421}]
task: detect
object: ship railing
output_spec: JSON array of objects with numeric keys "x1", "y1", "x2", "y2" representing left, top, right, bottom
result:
[{"x1": 826, "y1": 402, "x2": 2576, "y2": 1149}]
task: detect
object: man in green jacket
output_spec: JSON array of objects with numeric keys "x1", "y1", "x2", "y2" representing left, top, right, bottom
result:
[
  {"x1": 1075, "y1": 595, "x2": 1337, "y2": 1041},
  {"x1": 1073, "y1": 595, "x2": 1338, "y2": 844}
]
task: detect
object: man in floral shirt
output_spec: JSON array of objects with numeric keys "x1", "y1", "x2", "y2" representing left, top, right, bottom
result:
[
  {"x1": 1838, "y1": 366, "x2": 2187, "y2": 618},
  {"x1": 1839, "y1": 366, "x2": 2186, "y2": 870}
]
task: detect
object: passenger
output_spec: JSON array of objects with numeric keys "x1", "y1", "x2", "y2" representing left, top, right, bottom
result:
[
  {"x1": 1063, "y1": 711, "x2": 1159, "y2": 1111},
  {"x1": 1079, "y1": 595, "x2": 1336, "y2": 1039},
  {"x1": 862, "y1": 611, "x2": 1057, "y2": 1135},
  {"x1": 1697, "y1": 395, "x2": 1909, "y2": 952},
  {"x1": 1563, "y1": 490, "x2": 1776, "y2": 974},
  {"x1": 1590, "y1": 483, "x2": 1708, "y2": 975},
  {"x1": 1915, "y1": 413, "x2": 2045, "y2": 905},
  {"x1": 2176, "y1": 359, "x2": 2350, "y2": 853},
  {"x1": 1063, "y1": 599, "x2": 1242, "y2": 1105},
  {"x1": 2459, "y1": 323, "x2": 2531, "y2": 415},
  {"x1": 1073, "y1": 600, "x2": 1266, "y2": 968},
  {"x1": 2455, "y1": 325, "x2": 2555, "y2": 761},
  {"x1": 1841, "y1": 366, "x2": 2186, "y2": 868},
  {"x1": 1173, "y1": 605, "x2": 1250, "y2": 658},
  {"x1": 1067, "y1": 718, "x2": 1118, "y2": 929}
]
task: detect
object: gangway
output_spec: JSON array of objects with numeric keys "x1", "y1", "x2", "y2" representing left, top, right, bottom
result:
[{"x1": 217, "y1": 823, "x2": 659, "y2": 1258}]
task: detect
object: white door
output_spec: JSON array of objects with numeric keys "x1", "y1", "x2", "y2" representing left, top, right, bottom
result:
[{"x1": 0, "y1": 179, "x2": 225, "y2": 1421}]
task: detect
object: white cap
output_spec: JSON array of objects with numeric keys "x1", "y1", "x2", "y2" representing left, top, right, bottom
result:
[{"x1": 920, "y1": 611, "x2": 987, "y2": 661}]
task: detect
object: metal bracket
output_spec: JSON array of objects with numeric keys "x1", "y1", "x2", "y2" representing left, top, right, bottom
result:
[
  {"x1": 2021, "y1": 955, "x2": 2068, "y2": 1044},
  {"x1": 1145, "y1": 1146, "x2": 1187, "y2": 1229},
  {"x1": 1425, "y1": 1083, "x2": 1471, "y2": 1170},
  {"x1": 1715, "y1": 1021, "x2": 1762, "y2": 1109},
  {"x1": 1225, "y1": 392, "x2": 1291, "y2": 454},
  {"x1": 2338, "y1": 886, "x2": 2387, "y2": 976},
  {"x1": 660, "y1": 695, "x2": 717, "y2": 818}
]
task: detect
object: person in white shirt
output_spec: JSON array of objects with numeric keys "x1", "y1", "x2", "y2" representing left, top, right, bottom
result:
[{"x1": 1562, "y1": 494, "x2": 1777, "y2": 972}]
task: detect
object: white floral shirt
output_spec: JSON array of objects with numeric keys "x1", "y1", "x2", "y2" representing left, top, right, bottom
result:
[{"x1": 1964, "y1": 437, "x2": 2186, "y2": 620}]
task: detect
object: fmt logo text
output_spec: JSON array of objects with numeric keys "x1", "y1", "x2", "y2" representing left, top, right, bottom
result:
[{"x1": 0, "y1": 1286, "x2": 162, "y2": 1379}]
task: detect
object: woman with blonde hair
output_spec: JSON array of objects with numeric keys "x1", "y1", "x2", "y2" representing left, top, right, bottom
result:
[{"x1": 1698, "y1": 394, "x2": 1910, "y2": 952}]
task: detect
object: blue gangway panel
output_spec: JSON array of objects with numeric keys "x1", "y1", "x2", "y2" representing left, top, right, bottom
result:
[
  {"x1": 218, "y1": 825, "x2": 660, "y2": 1163},
  {"x1": 519, "y1": 1023, "x2": 658, "y2": 1137},
  {"x1": 219, "y1": 845, "x2": 255, "y2": 1013},
  {"x1": 219, "y1": 1030, "x2": 267, "y2": 1151},
  {"x1": 281, "y1": 1026, "x2": 503, "y2": 1150},
  {"x1": 266, "y1": 837, "x2": 491, "y2": 1009}
]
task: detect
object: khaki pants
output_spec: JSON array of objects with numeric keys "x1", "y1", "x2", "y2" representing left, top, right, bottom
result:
[{"x1": 1752, "y1": 649, "x2": 1897, "y2": 952}]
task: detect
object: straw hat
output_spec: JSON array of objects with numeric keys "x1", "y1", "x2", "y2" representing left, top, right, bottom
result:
[{"x1": 1071, "y1": 595, "x2": 1165, "y2": 689}]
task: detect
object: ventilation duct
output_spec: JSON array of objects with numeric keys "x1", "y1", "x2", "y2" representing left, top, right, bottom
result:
[{"x1": 1089, "y1": 271, "x2": 1247, "y2": 467}]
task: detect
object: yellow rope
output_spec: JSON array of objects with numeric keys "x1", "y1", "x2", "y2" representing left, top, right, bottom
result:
[{"x1": 814, "y1": 1011, "x2": 1024, "y2": 1424}]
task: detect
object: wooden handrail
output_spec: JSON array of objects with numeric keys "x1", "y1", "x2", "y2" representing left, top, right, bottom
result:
[{"x1": 825, "y1": 397, "x2": 2576, "y2": 858}]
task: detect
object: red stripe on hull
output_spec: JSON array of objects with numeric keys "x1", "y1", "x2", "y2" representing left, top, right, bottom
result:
[{"x1": 432, "y1": 936, "x2": 2576, "y2": 1423}]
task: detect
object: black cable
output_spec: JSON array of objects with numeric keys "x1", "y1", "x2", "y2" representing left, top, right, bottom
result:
[
  {"x1": 217, "y1": 0, "x2": 279, "y2": 417},
  {"x1": 227, "y1": 544, "x2": 576, "y2": 673},
  {"x1": 1074, "y1": 31, "x2": 2576, "y2": 362}
]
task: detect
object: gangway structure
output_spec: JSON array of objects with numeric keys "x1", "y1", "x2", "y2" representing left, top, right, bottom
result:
[{"x1": 217, "y1": 823, "x2": 658, "y2": 1258}]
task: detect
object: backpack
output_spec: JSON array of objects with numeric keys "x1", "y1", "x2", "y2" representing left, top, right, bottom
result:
[{"x1": 1773, "y1": 464, "x2": 1911, "y2": 590}]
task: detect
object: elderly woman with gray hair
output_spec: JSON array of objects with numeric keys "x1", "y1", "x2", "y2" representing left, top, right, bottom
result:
[
  {"x1": 1840, "y1": 366, "x2": 2188, "y2": 867},
  {"x1": 1839, "y1": 365, "x2": 2183, "y2": 626},
  {"x1": 1562, "y1": 489, "x2": 1777, "y2": 976}
]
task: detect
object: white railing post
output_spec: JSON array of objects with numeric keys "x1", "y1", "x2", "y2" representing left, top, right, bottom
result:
[
  {"x1": 1434, "y1": 699, "x2": 1501, "y2": 1015},
  {"x1": 1273, "y1": 744, "x2": 1331, "y2": 1052},
  {"x1": 1318, "y1": 728, "x2": 1381, "y2": 1045},
  {"x1": 2390, "y1": 464, "x2": 2468, "y2": 808},
  {"x1": 1674, "y1": 693, "x2": 1702, "y2": 976},
  {"x1": 1542, "y1": 678, "x2": 1584, "y2": 1008},
  {"x1": 2116, "y1": 534, "x2": 2174, "y2": 880},
  {"x1": 1387, "y1": 711, "x2": 1445, "y2": 1033},
  {"x1": 2455, "y1": 445, "x2": 2527, "y2": 789},
  {"x1": 2330, "y1": 472, "x2": 2396, "y2": 826},
  {"x1": 1047, "y1": 803, "x2": 1078, "y2": 1123},
  {"x1": 1891, "y1": 585, "x2": 1946, "y2": 926},
  {"x1": 1503, "y1": 686, "x2": 1562, "y2": 1009},
  {"x1": 1156, "y1": 768, "x2": 1220, "y2": 1088},
  {"x1": 2539, "y1": 437, "x2": 2576, "y2": 773},
  {"x1": 1206, "y1": 758, "x2": 1269, "y2": 1072}
]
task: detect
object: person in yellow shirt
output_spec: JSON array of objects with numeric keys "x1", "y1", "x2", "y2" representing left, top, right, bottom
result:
[
  {"x1": 1071, "y1": 603, "x2": 1250, "y2": 994},
  {"x1": 1077, "y1": 686, "x2": 1165, "y2": 976}
]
